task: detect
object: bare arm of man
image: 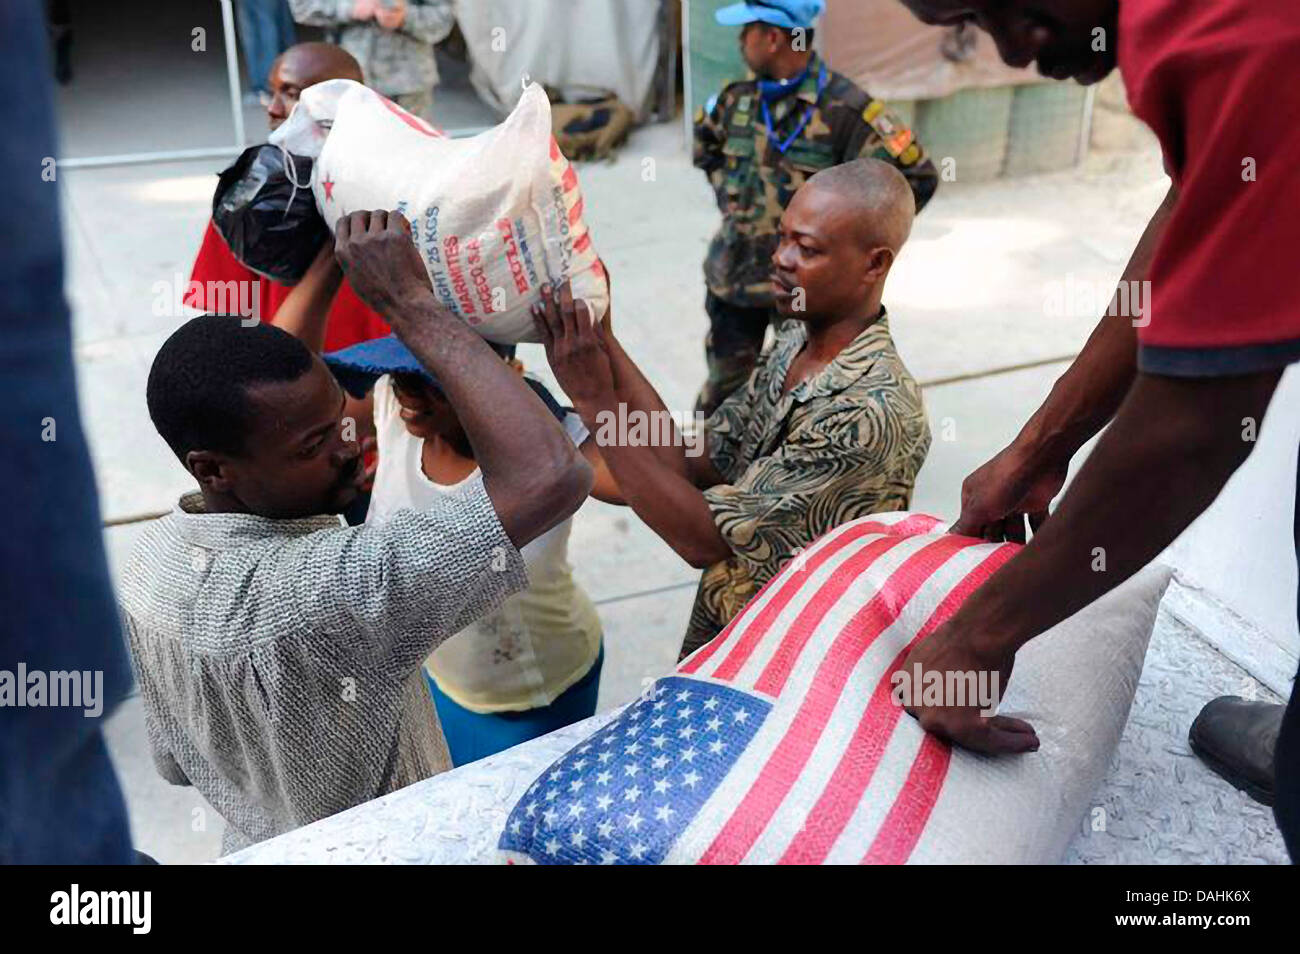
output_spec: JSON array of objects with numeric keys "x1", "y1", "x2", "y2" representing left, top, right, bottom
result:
[
  {"x1": 269, "y1": 243, "x2": 343, "y2": 353},
  {"x1": 537, "y1": 284, "x2": 733, "y2": 568},
  {"x1": 578, "y1": 438, "x2": 626, "y2": 505},
  {"x1": 335, "y1": 210, "x2": 591, "y2": 547},
  {"x1": 599, "y1": 327, "x2": 700, "y2": 481},
  {"x1": 587, "y1": 290, "x2": 726, "y2": 487},
  {"x1": 953, "y1": 182, "x2": 1179, "y2": 541},
  {"x1": 905, "y1": 367, "x2": 1281, "y2": 754}
]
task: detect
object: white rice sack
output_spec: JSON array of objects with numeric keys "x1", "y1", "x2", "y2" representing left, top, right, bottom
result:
[
  {"x1": 499, "y1": 512, "x2": 1170, "y2": 864},
  {"x1": 270, "y1": 79, "x2": 606, "y2": 343}
]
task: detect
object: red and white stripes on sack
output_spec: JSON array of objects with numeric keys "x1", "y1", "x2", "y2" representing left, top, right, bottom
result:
[{"x1": 500, "y1": 512, "x2": 1171, "y2": 864}]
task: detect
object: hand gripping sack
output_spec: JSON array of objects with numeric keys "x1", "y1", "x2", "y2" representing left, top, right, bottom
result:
[
  {"x1": 269, "y1": 79, "x2": 607, "y2": 343},
  {"x1": 498, "y1": 512, "x2": 1171, "y2": 864}
]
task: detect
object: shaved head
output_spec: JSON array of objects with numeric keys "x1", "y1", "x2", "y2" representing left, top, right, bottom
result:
[
  {"x1": 770, "y1": 159, "x2": 917, "y2": 324},
  {"x1": 276, "y1": 42, "x2": 363, "y2": 87},
  {"x1": 804, "y1": 158, "x2": 916, "y2": 254},
  {"x1": 267, "y1": 43, "x2": 364, "y2": 131}
]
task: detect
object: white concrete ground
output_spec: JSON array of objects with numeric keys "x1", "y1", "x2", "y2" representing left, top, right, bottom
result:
[{"x1": 66, "y1": 109, "x2": 1288, "y2": 863}]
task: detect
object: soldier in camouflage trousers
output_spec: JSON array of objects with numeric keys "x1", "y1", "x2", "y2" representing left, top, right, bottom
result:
[
  {"x1": 694, "y1": 1, "x2": 939, "y2": 414},
  {"x1": 288, "y1": 0, "x2": 455, "y2": 121}
]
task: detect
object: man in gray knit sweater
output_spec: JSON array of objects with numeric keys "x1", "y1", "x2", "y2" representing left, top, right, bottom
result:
[{"x1": 124, "y1": 212, "x2": 590, "y2": 851}]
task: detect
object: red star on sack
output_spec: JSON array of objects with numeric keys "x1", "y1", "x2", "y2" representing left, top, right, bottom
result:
[{"x1": 322, "y1": 175, "x2": 335, "y2": 201}]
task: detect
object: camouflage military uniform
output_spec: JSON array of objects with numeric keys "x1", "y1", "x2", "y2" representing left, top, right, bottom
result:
[
  {"x1": 693, "y1": 52, "x2": 938, "y2": 414},
  {"x1": 288, "y1": 0, "x2": 455, "y2": 120}
]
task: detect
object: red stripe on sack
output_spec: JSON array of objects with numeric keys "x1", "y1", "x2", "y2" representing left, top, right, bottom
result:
[
  {"x1": 704, "y1": 524, "x2": 898, "y2": 681},
  {"x1": 561, "y1": 164, "x2": 578, "y2": 192},
  {"x1": 549, "y1": 137, "x2": 560, "y2": 161},
  {"x1": 861, "y1": 544, "x2": 1019, "y2": 865},
  {"x1": 882, "y1": 514, "x2": 943, "y2": 536},
  {"x1": 747, "y1": 537, "x2": 909, "y2": 694},
  {"x1": 679, "y1": 571, "x2": 781, "y2": 675},
  {"x1": 689, "y1": 516, "x2": 942, "y2": 680},
  {"x1": 568, "y1": 196, "x2": 585, "y2": 225},
  {"x1": 376, "y1": 94, "x2": 443, "y2": 137},
  {"x1": 574, "y1": 233, "x2": 592, "y2": 255},
  {"x1": 861, "y1": 735, "x2": 949, "y2": 865},
  {"x1": 777, "y1": 544, "x2": 1017, "y2": 864},
  {"x1": 700, "y1": 536, "x2": 973, "y2": 865},
  {"x1": 683, "y1": 521, "x2": 874, "y2": 676}
]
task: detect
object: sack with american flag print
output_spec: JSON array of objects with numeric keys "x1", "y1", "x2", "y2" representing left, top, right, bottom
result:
[{"x1": 498, "y1": 511, "x2": 1171, "y2": 864}]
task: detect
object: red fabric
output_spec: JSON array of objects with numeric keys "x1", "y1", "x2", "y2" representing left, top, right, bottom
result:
[
  {"x1": 1119, "y1": 0, "x2": 1300, "y2": 352},
  {"x1": 183, "y1": 221, "x2": 390, "y2": 352}
]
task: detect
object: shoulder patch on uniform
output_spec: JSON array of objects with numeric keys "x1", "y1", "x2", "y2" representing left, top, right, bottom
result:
[{"x1": 862, "y1": 99, "x2": 914, "y2": 158}]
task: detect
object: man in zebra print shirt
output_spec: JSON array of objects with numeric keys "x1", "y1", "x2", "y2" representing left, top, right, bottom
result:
[{"x1": 535, "y1": 158, "x2": 931, "y2": 659}]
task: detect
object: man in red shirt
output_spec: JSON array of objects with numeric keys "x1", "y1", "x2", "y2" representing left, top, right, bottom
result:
[
  {"x1": 185, "y1": 41, "x2": 390, "y2": 351},
  {"x1": 892, "y1": 0, "x2": 1300, "y2": 857}
]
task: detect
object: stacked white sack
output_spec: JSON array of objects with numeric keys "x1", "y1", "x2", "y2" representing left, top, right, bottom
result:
[{"x1": 270, "y1": 79, "x2": 606, "y2": 343}]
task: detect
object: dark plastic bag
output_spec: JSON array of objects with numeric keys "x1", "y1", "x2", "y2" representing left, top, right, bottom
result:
[{"x1": 212, "y1": 143, "x2": 328, "y2": 284}]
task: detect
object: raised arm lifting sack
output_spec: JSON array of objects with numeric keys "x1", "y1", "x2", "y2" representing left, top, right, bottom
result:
[
  {"x1": 269, "y1": 79, "x2": 607, "y2": 343},
  {"x1": 499, "y1": 512, "x2": 1171, "y2": 864}
]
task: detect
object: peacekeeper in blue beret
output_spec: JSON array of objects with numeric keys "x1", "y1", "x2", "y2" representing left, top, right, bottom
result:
[{"x1": 694, "y1": 0, "x2": 939, "y2": 414}]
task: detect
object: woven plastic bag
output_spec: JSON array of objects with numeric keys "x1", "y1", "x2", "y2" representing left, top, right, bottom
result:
[
  {"x1": 270, "y1": 79, "x2": 606, "y2": 343},
  {"x1": 498, "y1": 512, "x2": 1170, "y2": 864}
]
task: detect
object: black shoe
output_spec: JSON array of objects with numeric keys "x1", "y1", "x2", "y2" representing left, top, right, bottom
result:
[{"x1": 1188, "y1": 696, "x2": 1285, "y2": 806}]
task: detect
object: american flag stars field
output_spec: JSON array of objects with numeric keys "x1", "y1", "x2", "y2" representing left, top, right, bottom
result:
[{"x1": 500, "y1": 676, "x2": 771, "y2": 864}]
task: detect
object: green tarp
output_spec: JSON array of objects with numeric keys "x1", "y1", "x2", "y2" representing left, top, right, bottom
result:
[{"x1": 686, "y1": 0, "x2": 749, "y2": 119}]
